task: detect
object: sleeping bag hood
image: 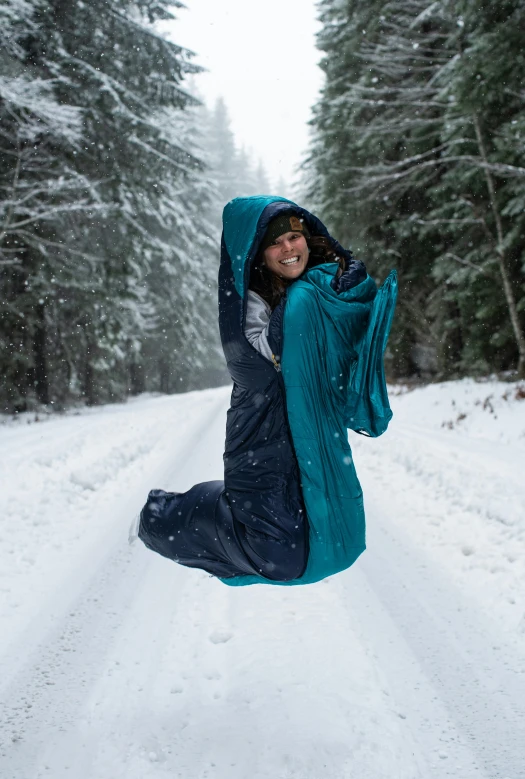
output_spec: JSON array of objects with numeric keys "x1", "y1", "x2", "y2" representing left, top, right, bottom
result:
[{"x1": 138, "y1": 196, "x2": 397, "y2": 586}]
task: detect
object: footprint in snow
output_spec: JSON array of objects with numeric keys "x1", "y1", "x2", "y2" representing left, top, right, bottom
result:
[
  {"x1": 208, "y1": 629, "x2": 233, "y2": 644},
  {"x1": 204, "y1": 670, "x2": 222, "y2": 680}
]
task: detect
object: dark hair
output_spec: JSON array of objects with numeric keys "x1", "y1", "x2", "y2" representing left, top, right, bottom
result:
[{"x1": 248, "y1": 235, "x2": 346, "y2": 310}]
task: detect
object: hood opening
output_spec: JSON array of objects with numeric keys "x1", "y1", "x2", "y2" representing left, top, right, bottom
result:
[
  {"x1": 243, "y1": 203, "x2": 352, "y2": 318},
  {"x1": 222, "y1": 196, "x2": 337, "y2": 304},
  {"x1": 220, "y1": 196, "x2": 354, "y2": 369}
]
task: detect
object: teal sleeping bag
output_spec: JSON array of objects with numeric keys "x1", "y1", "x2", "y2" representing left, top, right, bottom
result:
[
  {"x1": 139, "y1": 195, "x2": 397, "y2": 586},
  {"x1": 281, "y1": 264, "x2": 397, "y2": 584},
  {"x1": 222, "y1": 200, "x2": 397, "y2": 586}
]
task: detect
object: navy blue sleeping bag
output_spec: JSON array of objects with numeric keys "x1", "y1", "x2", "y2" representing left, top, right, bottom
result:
[{"x1": 138, "y1": 196, "x2": 397, "y2": 585}]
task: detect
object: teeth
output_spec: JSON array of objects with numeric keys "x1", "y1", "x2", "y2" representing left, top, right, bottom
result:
[{"x1": 280, "y1": 256, "x2": 299, "y2": 265}]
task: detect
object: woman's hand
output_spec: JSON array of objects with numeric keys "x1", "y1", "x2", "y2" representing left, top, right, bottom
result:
[{"x1": 331, "y1": 257, "x2": 367, "y2": 293}]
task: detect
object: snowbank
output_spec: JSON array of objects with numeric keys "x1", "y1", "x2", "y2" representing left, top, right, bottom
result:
[{"x1": 390, "y1": 377, "x2": 525, "y2": 445}]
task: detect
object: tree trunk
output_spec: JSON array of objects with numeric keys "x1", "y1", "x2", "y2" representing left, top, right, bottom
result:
[
  {"x1": 33, "y1": 302, "x2": 49, "y2": 404},
  {"x1": 159, "y1": 358, "x2": 170, "y2": 394},
  {"x1": 473, "y1": 114, "x2": 525, "y2": 378},
  {"x1": 129, "y1": 359, "x2": 144, "y2": 395},
  {"x1": 84, "y1": 336, "x2": 96, "y2": 406}
]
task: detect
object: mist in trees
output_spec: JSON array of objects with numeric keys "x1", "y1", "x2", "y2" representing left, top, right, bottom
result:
[
  {"x1": 306, "y1": 0, "x2": 525, "y2": 379},
  {"x1": 0, "y1": 1, "x2": 270, "y2": 414},
  {"x1": 203, "y1": 97, "x2": 273, "y2": 214}
]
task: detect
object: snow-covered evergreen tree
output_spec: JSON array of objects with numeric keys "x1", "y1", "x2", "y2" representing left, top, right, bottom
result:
[
  {"x1": 0, "y1": 0, "x2": 231, "y2": 412},
  {"x1": 306, "y1": 0, "x2": 525, "y2": 378},
  {"x1": 204, "y1": 98, "x2": 272, "y2": 211},
  {"x1": 205, "y1": 98, "x2": 240, "y2": 211},
  {"x1": 307, "y1": 0, "x2": 447, "y2": 375},
  {"x1": 137, "y1": 104, "x2": 228, "y2": 394},
  {"x1": 254, "y1": 159, "x2": 271, "y2": 194},
  {"x1": 429, "y1": 0, "x2": 525, "y2": 376},
  {"x1": 0, "y1": 0, "x2": 102, "y2": 410}
]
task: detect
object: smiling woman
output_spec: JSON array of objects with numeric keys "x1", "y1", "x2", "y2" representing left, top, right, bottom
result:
[
  {"x1": 265, "y1": 231, "x2": 309, "y2": 273},
  {"x1": 246, "y1": 211, "x2": 366, "y2": 339},
  {"x1": 137, "y1": 195, "x2": 397, "y2": 587}
]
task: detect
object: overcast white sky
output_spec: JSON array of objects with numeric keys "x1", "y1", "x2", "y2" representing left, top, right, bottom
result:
[{"x1": 161, "y1": 0, "x2": 324, "y2": 189}]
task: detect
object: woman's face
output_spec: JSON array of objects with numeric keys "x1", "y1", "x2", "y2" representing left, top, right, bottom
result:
[{"x1": 262, "y1": 231, "x2": 309, "y2": 280}]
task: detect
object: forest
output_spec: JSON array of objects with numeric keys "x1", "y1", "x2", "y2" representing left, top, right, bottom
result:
[
  {"x1": 0, "y1": 0, "x2": 271, "y2": 412},
  {"x1": 307, "y1": 0, "x2": 525, "y2": 379},
  {"x1": 1, "y1": 0, "x2": 524, "y2": 414}
]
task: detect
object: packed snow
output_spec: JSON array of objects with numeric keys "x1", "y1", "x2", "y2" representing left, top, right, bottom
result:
[
  {"x1": 353, "y1": 379, "x2": 525, "y2": 642},
  {"x1": 0, "y1": 379, "x2": 524, "y2": 778}
]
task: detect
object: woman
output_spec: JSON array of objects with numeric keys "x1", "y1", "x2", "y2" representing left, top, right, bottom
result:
[
  {"x1": 136, "y1": 196, "x2": 397, "y2": 587},
  {"x1": 245, "y1": 212, "x2": 368, "y2": 369}
]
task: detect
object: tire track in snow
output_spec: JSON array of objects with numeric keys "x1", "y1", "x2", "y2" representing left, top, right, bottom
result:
[
  {"x1": 352, "y1": 493, "x2": 525, "y2": 779},
  {"x1": 352, "y1": 420, "x2": 525, "y2": 638},
  {"x1": 0, "y1": 392, "x2": 229, "y2": 778},
  {"x1": 0, "y1": 388, "x2": 231, "y2": 651}
]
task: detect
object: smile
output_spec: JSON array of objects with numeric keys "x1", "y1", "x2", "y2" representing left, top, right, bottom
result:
[{"x1": 280, "y1": 256, "x2": 300, "y2": 265}]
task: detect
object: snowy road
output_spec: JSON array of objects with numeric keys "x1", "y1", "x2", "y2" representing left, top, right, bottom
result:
[{"x1": 1, "y1": 382, "x2": 524, "y2": 778}]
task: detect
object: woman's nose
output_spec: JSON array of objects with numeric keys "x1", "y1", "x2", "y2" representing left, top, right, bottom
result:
[{"x1": 281, "y1": 240, "x2": 293, "y2": 252}]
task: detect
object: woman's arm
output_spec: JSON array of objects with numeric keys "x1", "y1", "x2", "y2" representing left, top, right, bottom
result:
[{"x1": 245, "y1": 290, "x2": 275, "y2": 364}]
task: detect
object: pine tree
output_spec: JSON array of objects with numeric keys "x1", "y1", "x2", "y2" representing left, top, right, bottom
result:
[
  {"x1": 307, "y1": 0, "x2": 450, "y2": 375},
  {"x1": 1, "y1": 0, "x2": 230, "y2": 412},
  {"x1": 0, "y1": 0, "x2": 102, "y2": 410},
  {"x1": 205, "y1": 97, "x2": 242, "y2": 210},
  {"x1": 39, "y1": 0, "x2": 206, "y2": 404},
  {"x1": 254, "y1": 159, "x2": 271, "y2": 194},
  {"x1": 276, "y1": 176, "x2": 288, "y2": 198},
  {"x1": 306, "y1": 0, "x2": 525, "y2": 378},
  {"x1": 428, "y1": 0, "x2": 525, "y2": 376},
  {"x1": 137, "y1": 104, "x2": 228, "y2": 394}
]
